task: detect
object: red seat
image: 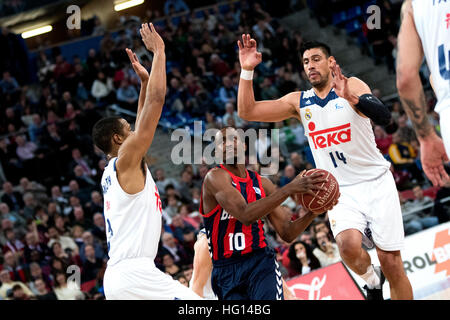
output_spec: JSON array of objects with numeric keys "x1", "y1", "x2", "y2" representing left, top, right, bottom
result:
[{"x1": 81, "y1": 279, "x2": 97, "y2": 292}]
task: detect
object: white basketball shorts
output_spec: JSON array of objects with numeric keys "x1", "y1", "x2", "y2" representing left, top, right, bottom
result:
[
  {"x1": 327, "y1": 169, "x2": 405, "y2": 251},
  {"x1": 103, "y1": 257, "x2": 202, "y2": 300}
]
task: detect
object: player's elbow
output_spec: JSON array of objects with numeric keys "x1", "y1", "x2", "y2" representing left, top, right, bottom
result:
[
  {"x1": 237, "y1": 108, "x2": 251, "y2": 121},
  {"x1": 237, "y1": 103, "x2": 255, "y2": 121},
  {"x1": 279, "y1": 231, "x2": 295, "y2": 243}
]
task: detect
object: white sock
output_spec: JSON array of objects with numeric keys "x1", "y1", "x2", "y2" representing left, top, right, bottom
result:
[{"x1": 360, "y1": 265, "x2": 380, "y2": 289}]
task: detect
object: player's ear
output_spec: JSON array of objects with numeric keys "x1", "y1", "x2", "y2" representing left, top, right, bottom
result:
[
  {"x1": 328, "y1": 56, "x2": 336, "y2": 66},
  {"x1": 112, "y1": 133, "x2": 124, "y2": 146}
]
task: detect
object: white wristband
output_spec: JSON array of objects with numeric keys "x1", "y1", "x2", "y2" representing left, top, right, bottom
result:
[{"x1": 240, "y1": 69, "x2": 254, "y2": 81}]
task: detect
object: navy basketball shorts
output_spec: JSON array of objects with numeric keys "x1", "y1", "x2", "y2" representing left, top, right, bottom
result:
[{"x1": 211, "y1": 247, "x2": 284, "y2": 300}]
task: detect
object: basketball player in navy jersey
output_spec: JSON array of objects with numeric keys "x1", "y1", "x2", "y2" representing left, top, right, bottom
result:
[
  {"x1": 236, "y1": 35, "x2": 413, "y2": 300},
  {"x1": 200, "y1": 127, "x2": 337, "y2": 300}
]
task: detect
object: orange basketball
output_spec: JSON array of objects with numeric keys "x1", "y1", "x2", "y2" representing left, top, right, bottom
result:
[{"x1": 297, "y1": 169, "x2": 340, "y2": 213}]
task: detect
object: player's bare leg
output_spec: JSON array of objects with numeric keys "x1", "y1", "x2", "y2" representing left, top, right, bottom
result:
[
  {"x1": 335, "y1": 229, "x2": 372, "y2": 275},
  {"x1": 376, "y1": 248, "x2": 413, "y2": 300}
]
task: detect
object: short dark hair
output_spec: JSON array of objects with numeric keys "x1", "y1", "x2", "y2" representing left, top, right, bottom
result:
[
  {"x1": 300, "y1": 41, "x2": 331, "y2": 58},
  {"x1": 92, "y1": 116, "x2": 124, "y2": 154}
]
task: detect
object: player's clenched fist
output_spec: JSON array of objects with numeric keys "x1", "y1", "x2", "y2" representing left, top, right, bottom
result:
[
  {"x1": 237, "y1": 34, "x2": 262, "y2": 71},
  {"x1": 140, "y1": 23, "x2": 165, "y2": 54}
]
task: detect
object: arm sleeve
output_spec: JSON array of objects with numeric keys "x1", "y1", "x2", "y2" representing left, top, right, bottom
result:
[{"x1": 354, "y1": 94, "x2": 392, "y2": 126}]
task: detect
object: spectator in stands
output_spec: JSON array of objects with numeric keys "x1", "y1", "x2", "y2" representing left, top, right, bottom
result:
[
  {"x1": 27, "y1": 262, "x2": 53, "y2": 294},
  {"x1": 176, "y1": 170, "x2": 195, "y2": 204},
  {"x1": 91, "y1": 213, "x2": 106, "y2": 242},
  {"x1": 286, "y1": 240, "x2": 321, "y2": 278},
  {"x1": 90, "y1": 71, "x2": 114, "y2": 104},
  {"x1": 170, "y1": 214, "x2": 195, "y2": 243},
  {"x1": 164, "y1": 0, "x2": 189, "y2": 16},
  {"x1": 22, "y1": 192, "x2": 36, "y2": 219},
  {"x1": 116, "y1": 79, "x2": 138, "y2": 110},
  {"x1": 0, "y1": 269, "x2": 33, "y2": 300},
  {"x1": 0, "y1": 71, "x2": 20, "y2": 95},
  {"x1": 388, "y1": 131, "x2": 423, "y2": 183},
  {"x1": 218, "y1": 75, "x2": 237, "y2": 106},
  {"x1": 155, "y1": 168, "x2": 179, "y2": 197},
  {"x1": 11, "y1": 284, "x2": 32, "y2": 300},
  {"x1": 81, "y1": 244, "x2": 104, "y2": 283},
  {"x1": 67, "y1": 180, "x2": 90, "y2": 205},
  {"x1": 85, "y1": 191, "x2": 103, "y2": 217},
  {"x1": 1, "y1": 181, "x2": 24, "y2": 212},
  {"x1": 402, "y1": 186, "x2": 439, "y2": 235},
  {"x1": 23, "y1": 230, "x2": 50, "y2": 264},
  {"x1": 50, "y1": 241, "x2": 81, "y2": 268},
  {"x1": 47, "y1": 226, "x2": 79, "y2": 256},
  {"x1": 312, "y1": 231, "x2": 341, "y2": 267},
  {"x1": 53, "y1": 271, "x2": 84, "y2": 300},
  {"x1": 72, "y1": 206, "x2": 94, "y2": 230},
  {"x1": 222, "y1": 102, "x2": 243, "y2": 128},
  {"x1": 162, "y1": 253, "x2": 180, "y2": 276},
  {"x1": 279, "y1": 165, "x2": 296, "y2": 187},
  {"x1": 0, "y1": 203, "x2": 26, "y2": 230},
  {"x1": 69, "y1": 148, "x2": 93, "y2": 176},
  {"x1": 15, "y1": 135, "x2": 37, "y2": 162},
  {"x1": 79, "y1": 231, "x2": 105, "y2": 263},
  {"x1": 33, "y1": 279, "x2": 57, "y2": 300},
  {"x1": 28, "y1": 114, "x2": 46, "y2": 144},
  {"x1": 160, "y1": 232, "x2": 190, "y2": 267},
  {"x1": 374, "y1": 125, "x2": 392, "y2": 156}
]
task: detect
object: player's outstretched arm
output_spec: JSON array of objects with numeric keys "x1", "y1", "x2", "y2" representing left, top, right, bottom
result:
[
  {"x1": 125, "y1": 48, "x2": 149, "y2": 125},
  {"x1": 396, "y1": 1, "x2": 449, "y2": 186},
  {"x1": 330, "y1": 63, "x2": 391, "y2": 125},
  {"x1": 262, "y1": 177, "x2": 337, "y2": 243},
  {"x1": 237, "y1": 34, "x2": 300, "y2": 122},
  {"x1": 117, "y1": 23, "x2": 166, "y2": 171},
  {"x1": 204, "y1": 169, "x2": 327, "y2": 226},
  {"x1": 190, "y1": 233, "x2": 212, "y2": 298}
]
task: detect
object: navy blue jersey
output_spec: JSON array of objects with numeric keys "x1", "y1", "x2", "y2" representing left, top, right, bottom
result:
[{"x1": 200, "y1": 165, "x2": 267, "y2": 266}]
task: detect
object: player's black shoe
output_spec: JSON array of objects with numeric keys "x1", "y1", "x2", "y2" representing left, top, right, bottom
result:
[{"x1": 363, "y1": 266, "x2": 385, "y2": 300}]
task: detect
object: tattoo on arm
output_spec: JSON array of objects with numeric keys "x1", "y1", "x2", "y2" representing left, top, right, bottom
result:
[{"x1": 399, "y1": 90, "x2": 433, "y2": 139}]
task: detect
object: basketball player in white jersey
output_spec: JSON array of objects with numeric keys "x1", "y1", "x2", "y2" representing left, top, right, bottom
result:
[
  {"x1": 237, "y1": 35, "x2": 413, "y2": 299},
  {"x1": 92, "y1": 23, "x2": 200, "y2": 300},
  {"x1": 396, "y1": 0, "x2": 450, "y2": 187}
]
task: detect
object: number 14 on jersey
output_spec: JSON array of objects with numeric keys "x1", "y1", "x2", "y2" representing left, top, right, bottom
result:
[{"x1": 329, "y1": 151, "x2": 347, "y2": 168}]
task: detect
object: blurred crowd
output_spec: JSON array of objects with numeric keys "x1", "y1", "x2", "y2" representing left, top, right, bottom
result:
[{"x1": 0, "y1": 0, "x2": 448, "y2": 300}]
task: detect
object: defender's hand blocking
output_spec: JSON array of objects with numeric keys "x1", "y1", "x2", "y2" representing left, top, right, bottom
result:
[
  {"x1": 126, "y1": 48, "x2": 149, "y2": 82},
  {"x1": 420, "y1": 134, "x2": 449, "y2": 187},
  {"x1": 330, "y1": 62, "x2": 357, "y2": 105},
  {"x1": 237, "y1": 34, "x2": 262, "y2": 71},
  {"x1": 140, "y1": 23, "x2": 165, "y2": 54}
]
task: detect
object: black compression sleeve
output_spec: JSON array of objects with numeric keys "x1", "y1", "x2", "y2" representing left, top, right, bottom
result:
[{"x1": 354, "y1": 94, "x2": 391, "y2": 126}]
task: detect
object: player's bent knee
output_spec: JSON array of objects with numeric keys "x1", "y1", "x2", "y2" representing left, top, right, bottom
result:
[
  {"x1": 377, "y1": 250, "x2": 405, "y2": 278},
  {"x1": 338, "y1": 240, "x2": 362, "y2": 261}
]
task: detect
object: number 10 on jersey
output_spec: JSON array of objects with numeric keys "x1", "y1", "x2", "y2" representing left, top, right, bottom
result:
[{"x1": 329, "y1": 151, "x2": 347, "y2": 168}]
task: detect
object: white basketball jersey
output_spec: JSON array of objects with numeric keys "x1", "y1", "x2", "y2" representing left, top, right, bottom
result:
[
  {"x1": 101, "y1": 157, "x2": 162, "y2": 266},
  {"x1": 299, "y1": 88, "x2": 390, "y2": 186},
  {"x1": 412, "y1": 0, "x2": 450, "y2": 113}
]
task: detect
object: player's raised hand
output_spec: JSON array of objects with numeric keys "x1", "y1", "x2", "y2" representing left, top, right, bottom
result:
[
  {"x1": 331, "y1": 62, "x2": 353, "y2": 102},
  {"x1": 237, "y1": 34, "x2": 262, "y2": 71},
  {"x1": 126, "y1": 48, "x2": 149, "y2": 82},
  {"x1": 288, "y1": 171, "x2": 328, "y2": 197},
  {"x1": 140, "y1": 22, "x2": 165, "y2": 54},
  {"x1": 420, "y1": 134, "x2": 449, "y2": 187}
]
